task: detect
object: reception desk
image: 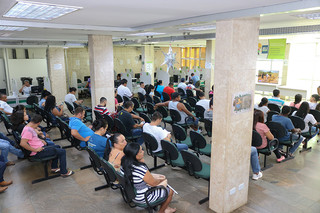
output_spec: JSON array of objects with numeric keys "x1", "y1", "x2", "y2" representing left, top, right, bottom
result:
[
  {"x1": 255, "y1": 83, "x2": 307, "y2": 99},
  {"x1": 7, "y1": 95, "x2": 41, "y2": 107}
]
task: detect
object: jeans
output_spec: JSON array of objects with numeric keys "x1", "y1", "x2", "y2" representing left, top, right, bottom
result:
[
  {"x1": 0, "y1": 139, "x2": 24, "y2": 163},
  {"x1": 176, "y1": 143, "x2": 188, "y2": 151},
  {"x1": 33, "y1": 145, "x2": 68, "y2": 174},
  {"x1": 279, "y1": 133, "x2": 304, "y2": 154},
  {"x1": 0, "y1": 156, "x2": 6, "y2": 182},
  {"x1": 131, "y1": 128, "x2": 144, "y2": 145},
  {"x1": 251, "y1": 147, "x2": 260, "y2": 174},
  {"x1": 0, "y1": 132, "x2": 16, "y2": 146},
  {"x1": 186, "y1": 117, "x2": 199, "y2": 126}
]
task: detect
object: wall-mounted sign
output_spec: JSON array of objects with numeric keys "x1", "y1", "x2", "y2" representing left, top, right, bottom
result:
[
  {"x1": 232, "y1": 92, "x2": 252, "y2": 114},
  {"x1": 268, "y1": 39, "x2": 286, "y2": 59}
]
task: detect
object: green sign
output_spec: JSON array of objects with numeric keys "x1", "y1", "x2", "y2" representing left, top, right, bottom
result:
[{"x1": 267, "y1": 39, "x2": 286, "y2": 59}]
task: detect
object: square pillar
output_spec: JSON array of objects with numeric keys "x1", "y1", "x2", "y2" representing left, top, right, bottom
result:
[
  {"x1": 88, "y1": 35, "x2": 115, "y2": 113},
  {"x1": 209, "y1": 17, "x2": 260, "y2": 213},
  {"x1": 205, "y1": 40, "x2": 215, "y2": 98},
  {"x1": 142, "y1": 45, "x2": 154, "y2": 84},
  {"x1": 47, "y1": 47, "x2": 67, "y2": 103}
]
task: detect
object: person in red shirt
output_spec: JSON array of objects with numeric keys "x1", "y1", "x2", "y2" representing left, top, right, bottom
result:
[{"x1": 162, "y1": 83, "x2": 175, "y2": 100}]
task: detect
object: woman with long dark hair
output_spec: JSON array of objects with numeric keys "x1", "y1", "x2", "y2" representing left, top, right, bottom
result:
[
  {"x1": 155, "y1": 80, "x2": 165, "y2": 100},
  {"x1": 292, "y1": 102, "x2": 320, "y2": 133},
  {"x1": 87, "y1": 119, "x2": 109, "y2": 157},
  {"x1": 44, "y1": 95, "x2": 68, "y2": 121},
  {"x1": 253, "y1": 109, "x2": 285, "y2": 163},
  {"x1": 121, "y1": 143, "x2": 175, "y2": 213},
  {"x1": 254, "y1": 97, "x2": 269, "y2": 123},
  {"x1": 289, "y1": 94, "x2": 302, "y2": 109},
  {"x1": 146, "y1": 84, "x2": 155, "y2": 98},
  {"x1": 103, "y1": 133, "x2": 127, "y2": 170}
]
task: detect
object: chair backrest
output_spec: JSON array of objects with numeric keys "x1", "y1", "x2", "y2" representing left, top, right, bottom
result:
[
  {"x1": 153, "y1": 96, "x2": 161, "y2": 104},
  {"x1": 187, "y1": 97, "x2": 197, "y2": 107},
  {"x1": 190, "y1": 131, "x2": 207, "y2": 149},
  {"x1": 169, "y1": 109, "x2": 182, "y2": 123},
  {"x1": 115, "y1": 171, "x2": 136, "y2": 202},
  {"x1": 162, "y1": 92, "x2": 170, "y2": 102},
  {"x1": 114, "y1": 118, "x2": 130, "y2": 136},
  {"x1": 43, "y1": 109, "x2": 58, "y2": 126},
  {"x1": 139, "y1": 113, "x2": 151, "y2": 123},
  {"x1": 177, "y1": 88, "x2": 185, "y2": 97},
  {"x1": 204, "y1": 119, "x2": 212, "y2": 137},
  {"x1": 289, "y1": 106, "x2": 298, "y2": 116},
  {"x1": 186, "y1": 89, "x2": 194, "y2": 98},
  {"x1": 172, "y1": 124, "x2": 187, "y2": 141},
  {"x1": 266, "y1": 121, "x2": 287, "y2": 139},
  {"x1": 33, "y1": 104, "x2": 47, "y2": 122},
  {"x1": 146, "y1": 102, "x2": 155, "y2": 115},
  {"x1": 56, "y1": 117, "x2": 72, "y2": 141},
  {"x1": 154, "y1": 90, "x2": 161, "y2": 98},
  {"x1": 94, "y1": 110, "x2": 104, "y2": 120},
  {"x1": 142, "y1": 132, "x2": 159, "y2": 155},
  {"x1": 105, "y1": 114, "x2": 114, "y2": 131},
  {"x1": 268, "y1": 139, "x2": 279, "y2": 152},
  {"x1": 123, "y1": 96, "x2": 130, "y2": 102},
  {"x1": 195, "y1": 81, "x2": 200, "y2": 88},
  {"x1": 309, "y1": 109, "x2": 320, "y2": 122},
  {"x1": 183, "y1": 102, "x2": 193, "y2": 112},
  {"x1": 145, "y1": 95, "x2": 153, "y2": 103},
  {"x1": 65, "y1": 101, "x2": 75, "y2": 114},
  {"x1": 100, "y1": 158, "x2": 117, "y2": 183},
  {"x1": 131, "y1": 98, "x2": 140, "y2": 110},
  {"x1": 156, "y1": 106, "x2": 168, "y2": 118},
  {"x1": 73, "y1": 102, "x2": 80, "y2": 109},
  {"x1": 86, "y1": 147, "x2": 102, "y2": 174},
  {"x1": 267, "y1": 110, "x2": 279, "y2": 123},
  {"x1": 137, "y1": 92, "x2": 145, "y2": 103},
  {"x1": 161, "y1": 140, "x2": 179, "y2": 162},
  {"x1": 268, "y1": 103, "x2": 280, "y2": 113},
  {"x1": 116, "y1": 94, "x2": 123, "y2": 103},
  {"x1": 252, "y1": 130, "x2": 262, "y2": 147},
  {"x1": 12, "y1": 130, "x2": 32, "y2": 157},
  {"x1": 0, "y1": 111, "x2": 12, "y2": 131},
  {"x1": 289, "y1": 115, "x2": 305, "y2": 130},
  {"x1": 180, "y1": 150, "x2": 203, "y2": 174},
  {"x1": 26, "y1": 95, "x2": 38, "y2": 105},
  {"x1": 194, "y1": 105, "x2": 205, "y2": 119}
]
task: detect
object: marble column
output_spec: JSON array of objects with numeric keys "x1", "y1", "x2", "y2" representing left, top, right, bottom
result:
[
  {"x1": 88, "y1": 35, "x2": 115, "y2": 113},
  {"x1": 209, "y1": 17, "x2": 260, "y2": 213},
  {"x1": 47, "y1": 47, "x2": 67, "y2": 103},
  {"x1": 205, "y1": 40, "x2": 215, "y2": 98},
  {"x1": 142, "y1": 45, "x2": 154, "y2": 84}
]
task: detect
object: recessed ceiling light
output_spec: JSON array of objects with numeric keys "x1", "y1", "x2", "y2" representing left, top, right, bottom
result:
[
  {"x1": 0, "y1": 26, "x2": 27, "y2": 31},
  {"x1": 128, "y1": 32, "x2": 165, "y2": 36},
  {"x1": 179, "y1": 25, "x2": 216, "y2": 31},
  {"x1": 293, "y1": 12, "x2": 320, "y2": 20},
  {"x1": 3, "y1": 1, "x2": 82, "y2": 21}
]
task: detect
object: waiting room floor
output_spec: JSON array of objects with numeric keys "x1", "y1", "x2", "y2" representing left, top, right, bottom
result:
[{"x1": 1, "y1": 122, "x2": 320, "y2": 213}]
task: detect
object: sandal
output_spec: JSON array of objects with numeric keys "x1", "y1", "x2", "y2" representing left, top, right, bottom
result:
[
  {"x1": 51, "y1": 168, "x2": 60, "y2": 173},
  {"x1": 61, "y1": 170, "x2": 74, "y2": 178}
]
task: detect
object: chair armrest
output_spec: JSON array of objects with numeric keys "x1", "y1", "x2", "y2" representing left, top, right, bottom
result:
[
  {"x1": 267, "y1": 138, "x2": 279, "y2": 152},
  {"x1": 144, "y1": 185, "x2": 168, "y2": 207}
]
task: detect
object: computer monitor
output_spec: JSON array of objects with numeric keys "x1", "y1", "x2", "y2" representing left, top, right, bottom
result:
[
  {"x1": 84, "y1": 76, "x2": 90, "y2": 81},
  {"x1": 169, "y1": 77, "x2": 174, "y2": 83},
  {"x1": 154, "y1": 72, "x2": 157, "y2": 78},
  {"x1": 135, "y1": 73, "x2": 140, "y2": 79},
  {"x1": 173, "y1": 75, "x2": 179, "y2": 83},
  {"x1": 31, "y1": 86, "x2": 40, "y2": 94}
]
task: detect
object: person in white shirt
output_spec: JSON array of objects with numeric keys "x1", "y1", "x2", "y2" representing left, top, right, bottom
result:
[
  {"x1": 292, "y1": 102, "x2": 320, "y2": 133},
  {"x1": 177, "y1": 78, "x2": 187, "y2": 94},
  {"x1": 254, "y1": 97, "x2": 270, "y2": 123},
  {"x1": 308, "y1": 94, "x2": 319, "y2": 110},
  {"x1": 65, "y1": 87, "x2": 83, "y2": 107},
  {"x1": 117, "y1": 79, "x2": 133, "y2": 99},
  {"x1": 19, "y1": 80, "x2": 32, "y2": 96},
  {"x1": 143, "y1": 112, "x2": 188, "y2": 152},
  {"x1": 0, "y1": 94, "x2": 13, "y2": 115},
  {"x1": 138, "y1": 82, "x2": 146, "y2": 96},
  {"x1": 196, "y1": 91, "x2": 210, "y2": 111}
]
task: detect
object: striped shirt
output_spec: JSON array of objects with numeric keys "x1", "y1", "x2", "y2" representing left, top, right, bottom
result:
[{"x1": 94, "y1": 105, "x2": 110, "y2": 116}]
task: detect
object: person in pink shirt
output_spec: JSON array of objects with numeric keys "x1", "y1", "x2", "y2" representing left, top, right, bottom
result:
[
  {"x1": 289, "y1": 94, "x2": 302, "y2": 109},
  {"x1": 20, "y1": 114, "x2": 74, "y2": 177},
  {"x1": 253, "y1": 110, "x2": 285, "y2": 163}
]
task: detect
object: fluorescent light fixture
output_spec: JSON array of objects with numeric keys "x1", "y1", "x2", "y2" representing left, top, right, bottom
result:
[
  {"x1": 0, "y1": 33, "x2": 13, "y2": 37},
  {"x1": 180, "y1": 25, "x2": 216, "y2": 31},
  {"x1": 0, "y1": 26, "x2": 27, "y2": 31},
  {"x1": 3, "y1": 1, "x2": 82, "y2": 20},
  {"x1": 293, "y1": 12, "x2": 320, "y2": 20},
  {"x1": 128, "y1": 32, "x2": 165, "y2": 36}
]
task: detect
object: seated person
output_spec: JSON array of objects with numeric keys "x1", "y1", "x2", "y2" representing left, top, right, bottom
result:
[
  {"x1": 289, "y1": 94, "x2": 302, "y2": 109},
  {"x1": 253, "y1": 109, "x2": 285, "y2": 163},
  {"x1": 65, "y1": 87, "x2": 84, "y2": 107},
  {"x1": 118, "y1": 101, "x2": 144, "y2": 145},
  {"x1": 38, "y1": 90, "x2": 51, "y2": 109},
  {"x1": 308, "y1": 94, "x2": 320, "y2": 110},
  {"x1": 69, "y1": 107, "x2": 94, "y2": 148},
  {"x1": 143, "y1": 112, "x2": 188, "y2": 152},
  {"x1": 44, "y1": 95, "x2": 69, "y2": 122},
  {"x1": 154, "y1": 92, "x2": 199, "y2": 131},
  {"x1": 268, "y1": 89, "x2": 285, "y2": 107},
  {"x1": 209, "y1": 85, "x2": 214, "y2": 99},
  {"x1": 104, "y1": 133, "x2": 127, "y2": 171},
  {"x1": 272, "y1": 106, "x2": 304, "y2": 156},
  {"x1": 0, "y1": 93, "x2": 13, "y2": 115},
  {"x1": 254, "y1": 97, "x2": 269, "y2": 123},
  {"x1": 0, "y1": 156, "x2": 13, "y2": 193},
  {"x1": 20, "y1": 114, "x2": 74, "y2": 177},
  {"x1": 251, "y1": 146, "x2": 262, "y2": 180},
  {"x1": 196, "y1": 91, "x2": 210, "y2": 111},
  {"x1": 138, "y1": 82, "x2": 146, "y2": 96},
  {"x1": 0, "y1": 135, "x2": 24, "y2": 166},
  {"x1": 146, "y1": 85, "x2": 155, "y2": 98},
  {"x1": 94, "y1": 97, "x2": 110, "y2": 116},
  {"x1": 88, "y1": 119, "x2": 109, "y2": 157},
  {"x1": 114, "y1": 89, "x2": 123, "y2": 112},
  {"x1": 117, "y1": 79, "x2": 133, "y2": 99},
  {"x1": 292, "y1": 102, "x2": 320, "y2": 134},
  {"x1": 163, "y1": 83, "x2": 175, "y2": 100},
  {"x1": 121, "y1": 143, "x2": 176, "y2": 213},
  {"x1": 177, "y1": 78, "x2": 187, "y2": 94},
  {"x1": 204, "y1": 99, "x2": 213, "y2": 121},
  {"x1": 155, "y1": 80, "x2": 165, "y2": 100},
  {"x1": 19, "y1": 80, "x2": 32, "y2": 96}
]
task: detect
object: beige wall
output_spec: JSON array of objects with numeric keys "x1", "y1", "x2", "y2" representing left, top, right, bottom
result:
[
  {"x1": 7, "y1": 48, "x2": 46, "y2": 59},
  {"x1": 114, "y1": 46, "x2": 142, "y2": 74},
  {"x1": 66, "y1": 47, "x2": 90, "y2": 83}
]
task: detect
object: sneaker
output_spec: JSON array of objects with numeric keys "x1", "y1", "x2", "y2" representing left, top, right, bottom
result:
[
  {"x1": 252, "y1": 171, "x2": 263, "y2": 180},
  {"x1": 277, "y1": 156, "x2": 285, "y2": 163}
]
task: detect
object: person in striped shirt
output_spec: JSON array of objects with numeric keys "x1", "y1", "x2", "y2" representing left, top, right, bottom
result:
[{"x1": 94, "y1": 97, "x2": 110, "y2": 116}]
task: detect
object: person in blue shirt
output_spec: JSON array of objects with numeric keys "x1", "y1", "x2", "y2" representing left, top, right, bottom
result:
[
  {"x1": 38, "y1": 90, "x2": 51, "y2": 109},
  {"x1": 268, "y1": 89, "x2": 285, "y2": 107},
  {"x1": 88, "y1": 119, "x2": 110, "y2": 158},
  {"x1": 191, "y1": 73, "x2": 200, "y2": 87},
  {"x1": 69, "y1": 107, "x2": 94, "y2": 148},
  {"x1": 272, "y1": 105, "x2": 304, "y2": 156},
  {"x1": 155, "y1": 80, "x2": 165, "y2": 100}
]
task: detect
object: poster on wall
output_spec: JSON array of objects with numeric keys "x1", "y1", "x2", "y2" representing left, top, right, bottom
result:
[
  {"x1": 232, "y1": 92, "x2": 252, "y2": 114},
  {"x1": 267, "y1": 39, "x2": 287, "y2": 59},
  {"x1": 257, "y1": 70, "x2": 279, "y2": 84}
]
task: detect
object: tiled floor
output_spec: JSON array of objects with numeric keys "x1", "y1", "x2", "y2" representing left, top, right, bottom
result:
[{"x1": 1, "y1": 116, "x2": 320, "y2": 212}]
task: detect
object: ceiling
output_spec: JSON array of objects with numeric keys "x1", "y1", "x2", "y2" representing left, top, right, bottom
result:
[{"x1": 0, "y1": 0, "x2": 319, "y2": 44}]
